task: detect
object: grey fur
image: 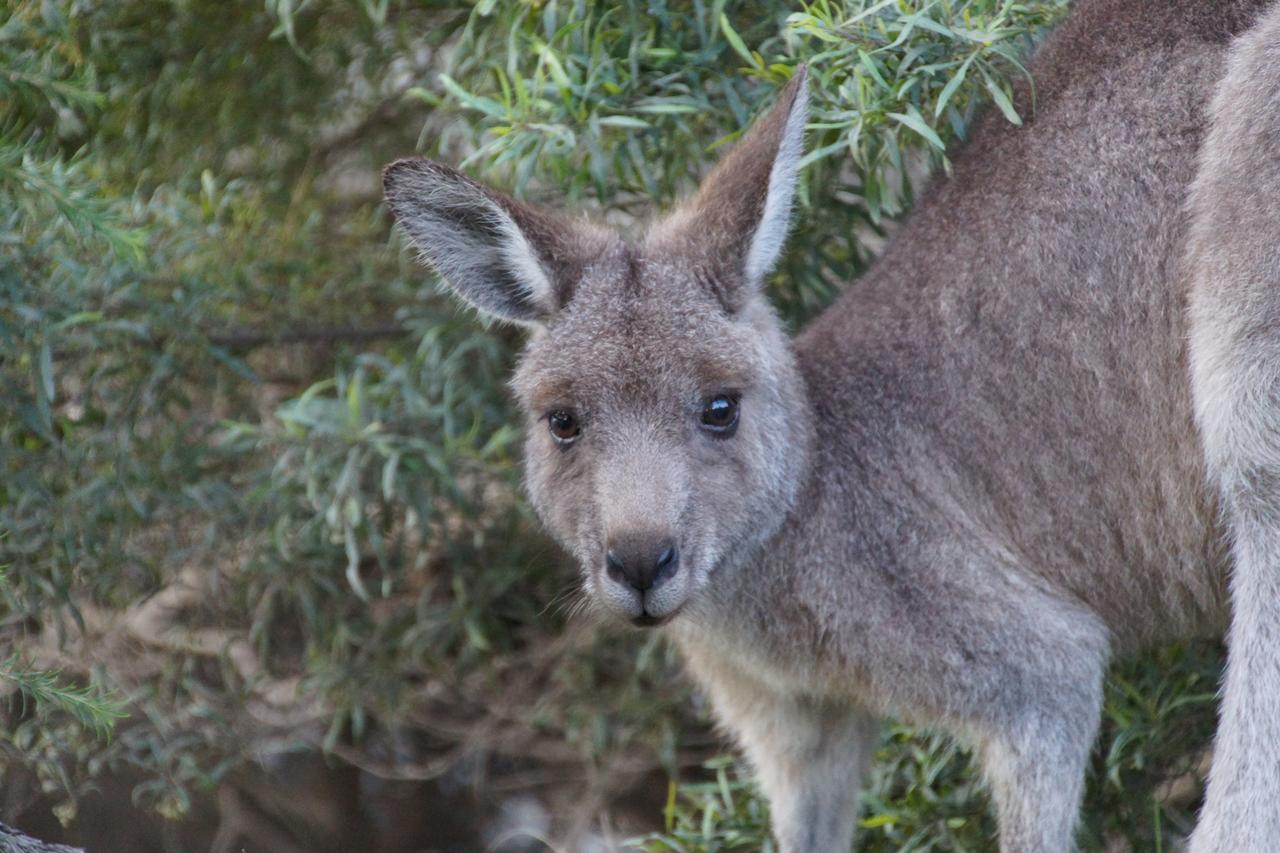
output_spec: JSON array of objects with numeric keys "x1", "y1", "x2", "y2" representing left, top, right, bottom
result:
[
  {"x1": 1185, "y1": 3, "x2": 1280, "y2": 849},
  {"x1": 382, "y1": 2, "x2": 1280, "y2": 848}
]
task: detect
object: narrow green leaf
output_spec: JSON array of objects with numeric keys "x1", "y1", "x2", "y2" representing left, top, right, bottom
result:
[
  {"x1": 858, "y1": 50, "x2": 890, "y2": 89},
  {"x1": 935, "y1": 53, "x2": 977, "y2": 118},
  {"x1": 438, "y1": 74, "x2": 507, "y2": 119},
  {"x1": 719, "y1": 14, "x2": 760, "y2": 69},
  {"x1": 981, "y1": 67, "x2": 1023, "y2": 126},
  {"x1": 888, "y1": 109, "x2": 946, "y2": 151},
  {"x1": 38, "y1": 340, "x2": 54, "y2": 401},
  {"x1": 597, "y1": 115, "x2": 652, "y2": 129}
]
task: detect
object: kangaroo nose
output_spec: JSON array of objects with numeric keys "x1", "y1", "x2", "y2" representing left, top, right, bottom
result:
[{"x1": 605, "y1": 536, "x2": 679, "y2": 592}]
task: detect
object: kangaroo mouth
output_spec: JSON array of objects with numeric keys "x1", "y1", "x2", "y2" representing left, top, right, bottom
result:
[{"x1": 632, "y1": 608, "x2": 680, "y2": 628}]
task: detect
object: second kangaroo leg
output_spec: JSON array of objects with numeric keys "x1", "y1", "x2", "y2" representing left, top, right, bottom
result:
[
  {"x1": 929, "y1": 556, "x2": 1111, "y2": 853},
  {"x1": 974, "y1": 690, "x2": 1105, "y2": 853},
  {"x1": 1186, "y1": 5, "x2": 1280, "y2": 849}
]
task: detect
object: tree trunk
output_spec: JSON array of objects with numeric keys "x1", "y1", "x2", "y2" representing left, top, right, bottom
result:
[{"x1": 0, "y1": 822, "x2": 84, "y2": 853}]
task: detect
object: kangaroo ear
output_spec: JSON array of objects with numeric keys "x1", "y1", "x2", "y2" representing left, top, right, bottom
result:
[
  {"x1": 648, "y1": 67, "x2": 809, "y2": 312},
  {"x1": 383, "y1": 159, "x2": 607, "y2": 326}
]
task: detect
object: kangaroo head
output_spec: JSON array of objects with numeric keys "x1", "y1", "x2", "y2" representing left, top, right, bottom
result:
[{"x1": 384, "y1": 70, "x2": 813, "y2": 627}]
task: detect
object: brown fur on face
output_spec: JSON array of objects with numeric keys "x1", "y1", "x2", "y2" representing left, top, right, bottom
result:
[
  {"x1": 385, "y1": 69, "x2": 814, "y2": 625},
  {"x1": 512, "y1": 241, "x2": 813, "y2": 623}
]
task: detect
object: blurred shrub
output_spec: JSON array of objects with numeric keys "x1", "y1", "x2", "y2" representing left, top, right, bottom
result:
[{"x1": 1, "y1": 0, "x2": 1223, "y2": 848}]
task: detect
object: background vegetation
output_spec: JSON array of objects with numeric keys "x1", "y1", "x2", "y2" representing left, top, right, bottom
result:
[{"x1": 1, "y1": 0, "x2": 1224, "y2": 850}]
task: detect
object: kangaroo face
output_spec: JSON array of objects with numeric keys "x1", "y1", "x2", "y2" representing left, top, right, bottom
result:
[
  {"x1": 512, "y1": 250, "x2": 809, "y2": 624},
  {"x1": 383, "y1": 69, "x2": 811, "y2": 626}
]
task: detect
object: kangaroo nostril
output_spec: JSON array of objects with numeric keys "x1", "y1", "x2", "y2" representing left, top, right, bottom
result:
[
  {"x1": 655, "y1": 543, "x2": 676, "y2": 569},
  {"x1": 605, "y1": 549, "x2": 626, "y2": 584},
  {"x1": 653, "y1": 541, "x2": 679, "y2": 587}
]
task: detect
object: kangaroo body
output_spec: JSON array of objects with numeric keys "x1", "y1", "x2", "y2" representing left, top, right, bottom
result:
[{"x1": 383, "y1": 1, "x2": 1280, "y2": 848}]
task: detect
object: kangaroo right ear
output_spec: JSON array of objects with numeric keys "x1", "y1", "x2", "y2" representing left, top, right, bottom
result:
[
  {"x1": 382, "y1": 159, "x2": 608, "y2": 327},
  {"x1": 646, "y1": 68, "x2": 809, "y2": 313}
]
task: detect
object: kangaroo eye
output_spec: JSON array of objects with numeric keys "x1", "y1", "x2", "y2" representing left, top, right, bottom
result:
[
  {"x1": 699, "y1": 394, "x2": 739, "y2": 436},
  {"x1": 548, "y1": 410, "x2": 580, "y2": 444}
]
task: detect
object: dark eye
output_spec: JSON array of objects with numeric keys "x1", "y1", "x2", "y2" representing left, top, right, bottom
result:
[
  {"x1": 547, "y1": 410, "x2": 580, "y2": 444},
  {"x1": 699, "y1": 394, "x2": 739, "y2": 436}
]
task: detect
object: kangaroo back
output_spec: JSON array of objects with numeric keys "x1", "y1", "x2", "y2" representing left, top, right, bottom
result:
[{"x1": 797, "y1": 0, "x2": 1269, "y2": 648}]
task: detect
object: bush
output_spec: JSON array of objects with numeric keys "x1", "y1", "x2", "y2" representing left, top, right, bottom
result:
[{"x1": 0, "y1": 0, "x2": 1222, "y2": 849}]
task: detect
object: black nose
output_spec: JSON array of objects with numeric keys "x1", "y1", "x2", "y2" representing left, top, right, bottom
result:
[{"x1": 605, "y1": 536, "x2": 679, "y2": 592}]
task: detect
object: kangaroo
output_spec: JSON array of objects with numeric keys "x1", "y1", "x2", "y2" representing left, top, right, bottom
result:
[{"x1": 381, "y1": 0, "x2": 1280, "y2": 848}]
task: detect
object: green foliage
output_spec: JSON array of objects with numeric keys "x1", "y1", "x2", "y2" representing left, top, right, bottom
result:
[
  {"x1": 0, "y1": 551, "x2": 125, "y2": 742},
  {"x1": 634, "y1": 757, "x2": 777, "y2": 852},
  {"x1": 631, "y1": 733, "x2": 996, "y2": 853},
  {"x1": 0, "y1": 0, "x2": 1224, "y2": 848},
  {"x1": 0, "y1": 657, "x2": 126, "y2": 739},
  {"x1": 438, "y1": 0, "x2": 1066, "y2": 319},
  {"x1": 1082, "y1": 643, "x2": 1222, "y2": 850}
]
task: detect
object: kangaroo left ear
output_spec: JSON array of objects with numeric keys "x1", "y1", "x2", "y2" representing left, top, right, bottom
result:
[
  {"x1": 647, "y1": 67, "x2": 809, "y2": 312},
  {"x1": 383, "y1": 159, "x2": 612, "y2": 327}
]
